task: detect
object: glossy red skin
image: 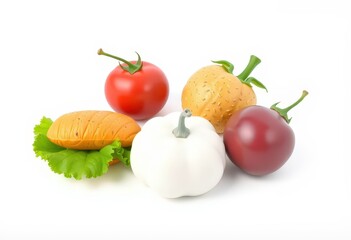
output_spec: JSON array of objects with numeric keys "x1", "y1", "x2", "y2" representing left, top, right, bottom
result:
[
  {"x1": 223, "y1": 106, "x2": 295, "y2": 176},
  {"x1": 105, "y1": 61, "x2": 169, "y2": 120}
]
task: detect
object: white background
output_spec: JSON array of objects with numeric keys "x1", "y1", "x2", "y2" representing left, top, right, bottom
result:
[{"x1": 0, "y1": 0, "x2": 350, "y2": 239}]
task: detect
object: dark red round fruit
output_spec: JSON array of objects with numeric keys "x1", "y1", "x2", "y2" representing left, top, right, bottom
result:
[
  {"x1": 223, "y1": 90, "x2": 308, "y2": 176},
  {"x1": 224, "y1": 106, "x2": 295, "y2": 176}
]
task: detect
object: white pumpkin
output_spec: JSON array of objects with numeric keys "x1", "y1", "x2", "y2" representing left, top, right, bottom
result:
[{"x1": 130, "y1": 109, "x2": 226, "y2": 198}]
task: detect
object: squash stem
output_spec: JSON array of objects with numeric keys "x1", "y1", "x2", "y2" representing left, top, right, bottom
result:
[
  {"x1": 172, "y1": 109, "x2": 192, "y2": 138},
  {"x1": 212, "y1": 60, "x2": 234, "y2": 74},
  {"x1": 237, "y1": 55, "x2": 261, "y2": 81}
]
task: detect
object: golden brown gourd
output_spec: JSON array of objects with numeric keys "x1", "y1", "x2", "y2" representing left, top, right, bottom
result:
[
  {"x1": 47, "y1": 111, "x2": 141, "y2": 150},
  {"x1": 182, "y1": 65, "x2": 256, "y2": 133},
  {"x1": 181, "y1": 56, "x2": 266, "y2": 133}
]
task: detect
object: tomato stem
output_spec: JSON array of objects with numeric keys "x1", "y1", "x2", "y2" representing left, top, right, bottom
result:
[
  {"x1": 172, "y1": 109, "x2": 192, "y2": 138},
  {"x1": 271, "y1": 90, "x2": 309, "y2": 123},
  {"x1": 97, "y1": 48, "x2": 142, "y2": 74}
]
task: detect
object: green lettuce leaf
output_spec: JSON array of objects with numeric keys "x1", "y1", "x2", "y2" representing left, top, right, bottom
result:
[
  {"x1": 109, "y1": 141, "x2": 131, "y2": 166},
  {"x1": 33, "y1": 116, "x2": 130, "y2": 180},
  {"x1": 34, "y1": 116, "x2": 52, "y2": 135},
  {"x1": 33, "y1": 117, "x2": 65, "y2": 159}
]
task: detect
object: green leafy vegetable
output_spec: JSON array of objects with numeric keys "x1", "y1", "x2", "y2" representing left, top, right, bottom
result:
[{"x1": 33, "y1": 116, "x2": 130, "y2": 180}]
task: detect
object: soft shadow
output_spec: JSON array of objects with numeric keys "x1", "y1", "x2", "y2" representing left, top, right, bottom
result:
[
  {"x1": 205, "y1": 157, "x2": 248, "y2": 198},
  {"x1": 73, "y1": 163, "x2": 135, "y2": 189}
]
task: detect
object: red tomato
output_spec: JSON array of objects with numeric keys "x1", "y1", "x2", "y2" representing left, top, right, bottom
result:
[
  {"x1": 223, "y1": 91, "x2": 308, "y2": 176},
  {"x1": 99, "y1": 49, "x2": 169, "y2": 120}
]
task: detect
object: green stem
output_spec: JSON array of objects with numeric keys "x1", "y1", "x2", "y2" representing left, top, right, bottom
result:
[
  {"x1": 211, "y1": 60, "x2": 234, "y2": 74},
  {"x1": 213, "y1": 55, "x2": 267, "y2": 91},
  {"x1": 271, "y1": 90, "x2": 309, "y2": 123},
  {"x1": 237, "y1": 55, "x2": 261, "y2": 81},
  {"x1": 97, "y1": 48, "x2": 142, "y2": 74},
  {"x1": 172, "y1": 109, "x2": 192, "y2": 138}
]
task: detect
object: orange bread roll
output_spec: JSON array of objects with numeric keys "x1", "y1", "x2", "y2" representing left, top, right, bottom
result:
[{"x1": 47, "y1": 111, "x2": 141, "y2": 150}]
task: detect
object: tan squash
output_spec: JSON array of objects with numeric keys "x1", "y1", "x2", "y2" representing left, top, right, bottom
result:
[{"x1": 182, "y1": 56, "x2": 267, "y2": 133}]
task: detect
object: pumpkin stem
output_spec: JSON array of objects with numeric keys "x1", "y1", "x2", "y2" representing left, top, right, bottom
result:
[{"x1": 172, "y1": 109, "x2": 192, "y2": 138}]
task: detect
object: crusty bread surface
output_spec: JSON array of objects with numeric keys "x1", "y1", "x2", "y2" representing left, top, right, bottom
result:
[{"x1": 47, "y1": 111, "x2": 141, "y2": 150}]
